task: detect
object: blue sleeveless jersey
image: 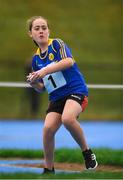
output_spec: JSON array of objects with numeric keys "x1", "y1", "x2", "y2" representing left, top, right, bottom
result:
[{"x1": 32, "y1": 38, "x2": 88, "y2": 101}]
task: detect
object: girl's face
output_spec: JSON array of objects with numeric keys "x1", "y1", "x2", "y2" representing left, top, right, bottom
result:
[{"x1": 29, "y1": 18, "x2": 49, "y2": 46}]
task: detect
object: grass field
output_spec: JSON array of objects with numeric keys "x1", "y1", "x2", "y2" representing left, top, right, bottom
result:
[
  {"x1": 1, "y1": 171, "x2": 123, "y2": 179},
  {"x1": 1, "y1": 148, "x2": 123, "y2": 166},
  {"x1": 0, "y1": 0, "x2": 123, "y2": 119},
  {"x1": 0, "y1": 148, "x2": 123, "y2": 179}
]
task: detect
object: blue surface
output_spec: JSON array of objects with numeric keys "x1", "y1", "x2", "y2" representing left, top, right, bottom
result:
[
  {"x1": 0, "y1": 120, "x2": 123, "y2": 149},
  {"x1": 0, "y1": 159, "x2": 43, "y2": 173},
  {"x1": 0, "y1": 159, "x2": 78, "y2": 174}
]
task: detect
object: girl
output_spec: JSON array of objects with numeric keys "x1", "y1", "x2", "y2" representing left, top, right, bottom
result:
[{"x1": 27, "y1": 16, "x2": 98, "y2": 174}]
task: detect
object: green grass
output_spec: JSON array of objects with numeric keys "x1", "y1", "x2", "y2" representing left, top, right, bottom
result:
[
  {"x1": 1, "y1": 148, "x2": 123, "y2": 179},
  {"x1": 0, "y1": 0, "x2": 123, "y2": 119},
  {"x1": 1, "y1": 171, "x2": 123, "y2": 179},
  {"x1": 1, "y1": 148, "x2": 123, "y2": 166},
  {"x1": 0, "y1": 149, "x2": 43, "y2": 159}
]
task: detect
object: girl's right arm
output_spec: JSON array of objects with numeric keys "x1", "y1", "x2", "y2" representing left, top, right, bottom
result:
[
  {"x1": 27, "y1": 72, "x2": 44, "y2": 92},
  {"x1": 30, "y1": 81, "x2": 44, "y2": 93}
]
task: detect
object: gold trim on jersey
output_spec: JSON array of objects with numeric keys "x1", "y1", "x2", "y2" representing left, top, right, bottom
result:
[
  {"x1": 34, "y1": 38, "x2": 69, "y2": 60},
  {"x1": 36, "y1": 48, "x2": 48, "y2": 59},
  {"x1": 40, "y1": 50, "x2": 48, "y2": 59},
  {"x1": 56, "y1": 39, "x2": 67, "y2": 59},
  {"x1": 35, "y1": 48, "x2": 40, "y2": 55},
  {"x1": 48, "y1": 38, "x2": 54, "y2": 45},
  {"x1": 51, "y1": 43, "x2": 57, "y2": 53},
  {"x1": 35, "y1": 38, "x2": 55, "y2": 60}
]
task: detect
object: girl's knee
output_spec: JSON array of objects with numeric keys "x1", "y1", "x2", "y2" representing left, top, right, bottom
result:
[
  {"x1": 43, "y1": 125, "x2": 55, "y2": 136},
  {"x1": 61, "y1": 114, "x2": 75, "y2": 127}
]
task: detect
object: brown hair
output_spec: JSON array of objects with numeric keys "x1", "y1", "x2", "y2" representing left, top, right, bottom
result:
[{"x1": 27, "y1": 16, "x2": 49, "y2": 31}]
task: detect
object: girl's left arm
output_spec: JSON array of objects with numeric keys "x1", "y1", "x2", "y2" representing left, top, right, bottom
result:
[
  {"x1": 30, "y1": 58, "x2": 74, "y2": 82},
  {"x1": 45, "y1": 58, "x2": 74, "y2": 73}
]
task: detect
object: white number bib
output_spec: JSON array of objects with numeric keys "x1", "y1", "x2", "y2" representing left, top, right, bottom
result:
[{"x1": 43, "y1": 71, "x2": 67, "y2": 94}]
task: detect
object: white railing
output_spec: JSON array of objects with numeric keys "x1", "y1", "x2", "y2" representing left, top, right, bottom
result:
[
  {"x1": 87, "y1": 84, "x2": 123, "y2": 89},
  {"x1": 0, "y1": 82, "x2": 31, "y2": 88},
  {"x1": 0, "y1": 82, "x2": 123, "y2": 89}
]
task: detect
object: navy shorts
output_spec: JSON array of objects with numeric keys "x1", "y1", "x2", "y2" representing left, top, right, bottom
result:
[{"x1": 46, "y1": 94, "x2": 88, "y2": 115}]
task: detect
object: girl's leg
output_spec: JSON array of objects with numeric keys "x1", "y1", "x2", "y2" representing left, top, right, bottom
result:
[
  {"x1": 62, "y1": 99, "x2": 98, "y2": 170},
  {"x1": 43, "y1": 112, "x2": 62, "y2": 170},
  {"x1": 62, "y1": 99, "x2": 89, "y2": 151}
]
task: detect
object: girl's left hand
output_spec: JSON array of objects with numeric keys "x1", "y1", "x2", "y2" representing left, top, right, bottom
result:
[{"x1": 27, "y1": 68, "x2": 47, "y2": 83}]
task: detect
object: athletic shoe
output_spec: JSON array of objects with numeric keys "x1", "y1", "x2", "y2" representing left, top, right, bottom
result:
[
  {"x1": 42, "y1": 167, "x2": 55, "y2": 174},
  {"x1": 82, "y1": 149, "x2": 98, "y2": 170}
]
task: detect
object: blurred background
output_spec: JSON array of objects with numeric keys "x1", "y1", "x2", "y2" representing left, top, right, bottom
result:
[
  {"x1": 0, "y1": 0, "x2": 122, "y2": 120},
  {"x1": 0, "y1": 2, "x2": 123, "y2": 177}
]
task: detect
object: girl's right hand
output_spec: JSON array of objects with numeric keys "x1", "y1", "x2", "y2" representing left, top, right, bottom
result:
[{"x1": 26, "y1": 73, "x2": 35, "y2": 83}]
